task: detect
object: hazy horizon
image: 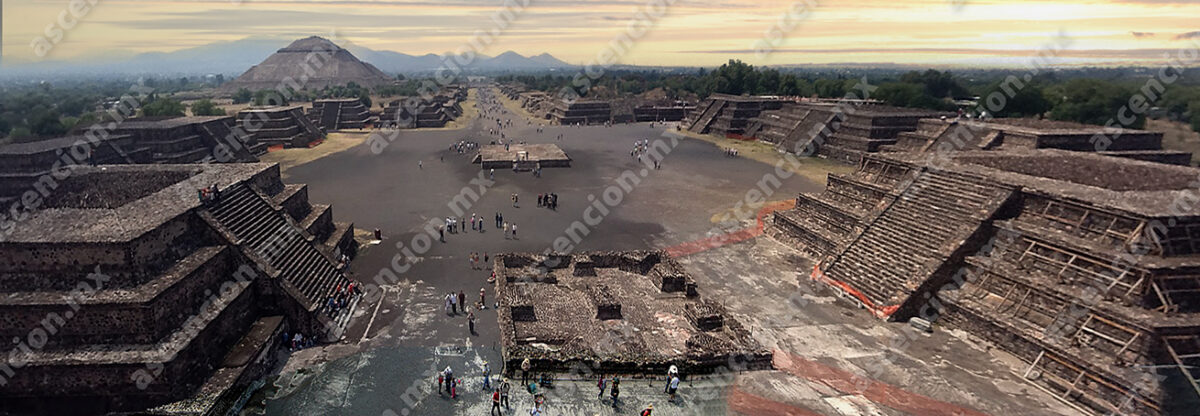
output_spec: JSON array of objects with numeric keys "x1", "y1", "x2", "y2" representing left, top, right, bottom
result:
[{"x1": 5, "y1": 0, "x2": 1200, "y2": 69}]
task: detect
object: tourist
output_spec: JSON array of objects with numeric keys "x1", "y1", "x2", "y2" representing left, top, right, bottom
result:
[
  {"x1": 491, "y1": 388, "x2": 502, "y2": 416},
  {"x1": 450, "y1": 292, "x2": 458, "y2": 315},
  {"x1": 495, "y1": 212, "x2": 502, "y2": 229},
  {"x1": 450, "y1": 377, "x2": 458, "y2": 398},
  {"x1": 458, "y1": 290, "x2": 466, "y2": 312},
  {"x1": 641, "y1": 404, "x2": 654, "y2": 416},
  {"x1": 511, "y1": 223, "x2": 517, "y2": 239},
  {"x1": 503, "y1": 222, "x2": 510, "y2": 239},
  {"x1": 520, "y1": 358, "x2": 532, "y2": 385},
  {"x1": 480, "y1": 287, "x2": 487, "y2": 308},
  {"x1": 500, "y1": 379, "x2": 511, "y2": 409},
  {"x1": 668, "y1": 375, "x2": 680, "y2": 402},
  {"x1": 665, "y1": 365, "x2": 678, "y2": 393},
  {"x1": 438, "y1": 373, "x2": 444, "y2": 396},
  {"x1": 438, "y1": 225, "x2": 445, "y2": 242},
  {"x1": 418, "y1": 160, "x2": 422, "y2": 169},
  {"x1": 610, "y1": 377, "x2": 620, "y2": 406},
  {"x1": 468, "y1": 311, "x2": 476, "y2": 335},
  {"x1": 596, "y1": 375, "x2": 606, "y2": 399}
]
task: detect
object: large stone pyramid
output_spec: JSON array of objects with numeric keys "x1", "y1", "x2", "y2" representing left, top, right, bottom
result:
[{"x1": 222, "y1": 36, "x2": 393, "y2": 91}]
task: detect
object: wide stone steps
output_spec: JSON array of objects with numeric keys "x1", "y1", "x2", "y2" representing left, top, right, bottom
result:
[
  {"x1": 821, "y1": 170, "x2": 1010, "y2": 309},
  {"x1": 206, "y1": 184, "x2": 348, "y2": 309},
  {"x1": 689, "y1": 100, "x2": 726, "y2": 133}
]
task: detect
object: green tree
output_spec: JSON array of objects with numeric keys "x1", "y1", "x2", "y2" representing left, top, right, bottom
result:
[
  {"x1": 1190, "y1": 101, "x2": 1200, "y2": 132},
  {"x1": 981, "y1": 80, "x2": 1053, "y2": 118},
  {"x1": 29, "y1": 109, "x2": 66, "y2": 137},
  {"x1": 232, "y1": 88, "x2": 253, "y2": 104},
  {"x1": 190, "y1": 99, "x2": 225, "y2": 116},
  {"x1": 1049, "y1": 79, "x2": 1142, "y2": 128},
  {"x1": 875, "y1": 82, "x2": 951, "y2": 110},
  {"x1": 142, "y1": 98, "x2": 186, "y2": 117},
  {"x1": 253, "y1": 90, "x2": 288, "y2": 106}
]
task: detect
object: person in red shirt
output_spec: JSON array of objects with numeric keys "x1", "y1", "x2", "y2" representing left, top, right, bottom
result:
[{"x1": 491, "y1": 388, "x2": 502, "y2": 416}]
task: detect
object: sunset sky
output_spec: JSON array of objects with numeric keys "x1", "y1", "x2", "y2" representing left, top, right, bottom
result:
[{"x1": 4, "y1": 0, "x2": 1199, "y2": 67}]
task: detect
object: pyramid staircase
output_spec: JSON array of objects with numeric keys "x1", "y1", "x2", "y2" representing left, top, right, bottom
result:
[
  {"x1": 205, "y1": 183, "x2": 350, "y2": 317},
  {"x1": 817, "y1": 170, "x2": 1014, "y2": 318},
  {"x1": 688, "y1": 100, "x2": 726, "y2": 134}
]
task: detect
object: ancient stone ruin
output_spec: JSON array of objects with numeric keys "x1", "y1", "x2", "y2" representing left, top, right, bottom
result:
[
  {"x1": 549, "y1": 101, "x2": 611, "y2": 125},
  {"x1": 472, "y1": 143, "x2": 570, "y2": 170},
  {"x1": 379, "y1": 88, "x2": 466, "y2": 129},
  {"x1": 308, "y1": 98, "x2": 372, "y2": 131},
  {"x1": 116, "y1": 116, "x2": 263, "y2": 161},
  {"x1": 886, "y1": 117, "x2": 1191, "y2": 165},
  {"x1": 769, "y1": 149, "x2": 1200, "y2": 415},
  {"x1": 0, "y1": 163, "x2": 358, "y2": 415},
  {"x1": 236, "y1": 106, "x2": 324, "y2": 148},
  {"x1": 493, "y1": 251, "x2": 770, "y2": 376},
  {"x1": 220, "y1": 36, "x2": 393, "y2": 92}
]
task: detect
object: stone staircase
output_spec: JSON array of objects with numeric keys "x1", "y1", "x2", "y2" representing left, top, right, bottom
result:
[
  {"x1": 818, "y1": 170, "x2": 1013, "y2": 317},
  {"x1": 782, "y1": 110, "x2": 837, "y2": 155},
  {"x1": 205, "y1": 183, "x2": 349, "y2": 311},
  {"x1": 688, "y1": 100, "x2": 726, "y2": 133}
]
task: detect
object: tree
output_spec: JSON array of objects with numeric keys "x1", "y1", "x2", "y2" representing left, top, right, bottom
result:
[
  {"x1": 29, "y1": 109, "x2": 66, "y2": 137},
  {"x1": 1190, "y1": 101, "x2": 1200, "y2": 133},
  {"x1": 981, "y1": 80, "x2": 1052, "y2": 118},
  {"x1": 875, "y1": 82, "x2": 951, "y2": 110},
  {"x1": 190, "y1": 99, "x2": 225, "y2": 116},
  {"x1": 1049, "y1": 79, "x2": 1142, "y2": 129},
  {"x1": 253, "y1": 90, "x2": 288, "y2": 106},
  {"x1": 232, "y1": 88, "x2": 253, "y2": 104},
  {"x1": 142, "y1": 98, "x2": 186, "y2": 117}
]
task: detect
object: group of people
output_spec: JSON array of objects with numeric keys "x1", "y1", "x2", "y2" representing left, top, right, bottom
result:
[
  {"x1": 196, "y1": 183, "x2": 221, "y2": 204},
  {"x1": 283, "y1": 331, "x2": 313, "y2": 351},
  {"x1": 451, "y1": 140, "x2": 479, "y2": 155},
  {"x1": 468, "y1": 252, "x2": 489, "y2": 270},
  {"x1": 325, "y1": 281, "x2": 358, "y2": 318},
  {"x1": 537, "y1": 193, "x2": 558, "y2": 210},
  {"x1": 723, "y1": 147, "x2": 740, "y2": 157}
]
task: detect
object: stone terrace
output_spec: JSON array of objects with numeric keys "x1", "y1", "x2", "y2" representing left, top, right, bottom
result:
[
  {"x1": 769, "y1": 149, "x2": 1200, "y2": 415},
  {"x1": 886, "y1": 117, "x2": 1190, "y2": 165},
  {"x1": 472, "y1": 143, "x2": 571, "y2": 170},
  {"x1": 0, "y1": 163, "x2": 359, "y2": 415},
  {"x1": 493, "y1": 251, "x2": 771, "y2": 376},
  {"x1": 308, "y1": 98, "x2": 372, "y2": 131},
  {"x1": 236, "y1": 106, "x2": 323, "y2": 148}
]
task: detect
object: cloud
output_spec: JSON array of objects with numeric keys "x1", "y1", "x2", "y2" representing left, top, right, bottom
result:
[
  {"x1": 1174, "y1": 31, "x2": 1200, "y2": 40},
  {"x1": 1131, "y1": 31, "x2": 1156, "y2": 38}
]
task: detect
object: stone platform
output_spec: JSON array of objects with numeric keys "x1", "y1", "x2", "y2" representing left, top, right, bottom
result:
[
  {"x1": 493, "y1": 251, "x2": 771, "y2": 376},
  {"x1": 472, "y1": 143, "x2": 571, "y2": 170}
]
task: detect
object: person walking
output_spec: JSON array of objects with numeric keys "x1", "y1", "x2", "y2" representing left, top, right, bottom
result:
[
  {"x1": 491, "y1": 388, "x2": 502, "y2": 416},
  {"x1": 596, "y1": 375, "x2": 606, "y2": 399},
  {"x1": 610, "y1": 377, "x2": 620, "y2": 406},
  {"x1": 500, "y1": 379, "x2": 511, "y2": 409},
  {"x1": 511, "y1": 223, "x2": 517, "y2": 240},
  {"x1": 468, "y1": 311, "x2": 476, "y2": 335},
  {"x1": 668, "y1": 375, "x2": 680, "y2": 402},
  {"x1": 665, "y1": 365, "x2": 678, "y2": 393},
  {"x1": 444, "y1": 367, "x2": 454, "y2": 394},
  {"x1": 480, "y1": 287, "x2": 486, "y2": 308},
  {"x1": 438, "y1": 373, "x2": 444, "y2": 396},
  {"x1": 503, "y1": 222, "x2": 510, "y2": 239},
  {"x1": 458, "y1": 290, "x2": 466, "y2": 312},
  {"x1": 520, "y1": 358, "x2": 532, "y2": 386}
]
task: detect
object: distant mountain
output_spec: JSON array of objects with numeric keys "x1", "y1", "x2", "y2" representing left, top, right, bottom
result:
[{"x1": 1, "y1": 37, "x2": 575, "y2": 78}]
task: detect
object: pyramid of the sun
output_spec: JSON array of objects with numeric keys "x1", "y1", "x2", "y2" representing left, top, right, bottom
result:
[{"x1": 222, "y1": 36, "x2": 393, "y2": 91}]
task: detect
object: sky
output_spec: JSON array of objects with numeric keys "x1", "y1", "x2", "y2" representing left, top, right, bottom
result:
[{"x1": 3, "y1": 0, "x2": 1200, "y2": 67}]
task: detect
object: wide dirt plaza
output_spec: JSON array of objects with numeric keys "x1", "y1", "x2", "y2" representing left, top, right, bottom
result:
[{"x1": 251, "y1": 87, "x2": 1081, "y2": 416}]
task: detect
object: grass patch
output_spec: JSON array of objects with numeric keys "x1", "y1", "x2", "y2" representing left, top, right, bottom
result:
[{"x1": 672, "y1": 129, "x2": 855, "y2": 184}]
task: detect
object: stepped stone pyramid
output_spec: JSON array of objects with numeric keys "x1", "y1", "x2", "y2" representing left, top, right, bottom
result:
[
  {"x1": 0, "y1": 163, "x2": 359, "y2": 414},
  {"x1": 222, "y1": 36, "x2": 393, "y2": 92},
  {"x1": 769, "y1": 149, "x2": 1200, "y2": 415}
]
